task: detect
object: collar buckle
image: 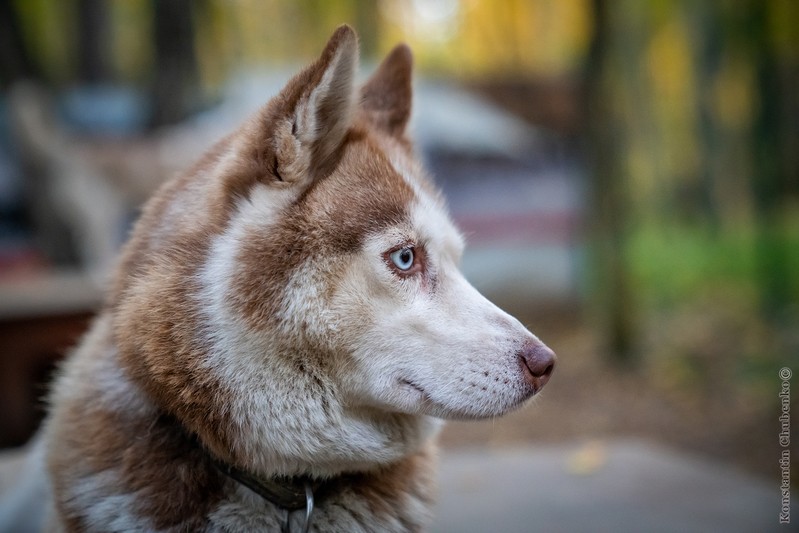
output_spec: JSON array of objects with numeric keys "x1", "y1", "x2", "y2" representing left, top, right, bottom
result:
[{"x1": 282, "y1": 482, "x2": 314, "y2": 533}]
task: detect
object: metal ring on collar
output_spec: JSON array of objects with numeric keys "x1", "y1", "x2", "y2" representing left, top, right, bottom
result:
[{"x1": 282, "y1": 482, "x2": 314, "y2": 533}]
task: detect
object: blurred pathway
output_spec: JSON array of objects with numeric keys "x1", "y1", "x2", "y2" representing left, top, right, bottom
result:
[{"x1": 435, "y1": 439, "x2": 793, "y2": 533}]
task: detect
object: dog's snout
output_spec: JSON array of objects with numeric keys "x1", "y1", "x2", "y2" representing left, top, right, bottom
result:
[{"x1": 518, "y1": 341, "x2": 556, "y2": 391}]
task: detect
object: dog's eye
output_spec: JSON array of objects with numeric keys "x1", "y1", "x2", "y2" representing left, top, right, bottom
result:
[{"x1": 389, "y1": 247, "x2": 415, "y2": 271}]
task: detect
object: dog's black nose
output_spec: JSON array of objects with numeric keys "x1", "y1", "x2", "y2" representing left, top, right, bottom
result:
[{"x1": 518, "y1": 341, "x2": 556, "y2": 391}]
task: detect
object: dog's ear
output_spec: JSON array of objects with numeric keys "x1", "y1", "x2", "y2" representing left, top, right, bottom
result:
[
  {"x1": 269, "y1": 25, "x2": 358, "y2": 184},
  {"x1": 360, "y1": 43, "x2": 413, "y2": 138}
]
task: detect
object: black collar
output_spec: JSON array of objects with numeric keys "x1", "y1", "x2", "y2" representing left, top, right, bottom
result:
[
  {"x1": 212, "y1": 459, "x2": 327, "y2": 533},
  {"x1": 173, "y1": 415, "x2": 324, "y2": 529},
  {"x1": 212, "y1": 458, "x2": 321, "y2": 512}
]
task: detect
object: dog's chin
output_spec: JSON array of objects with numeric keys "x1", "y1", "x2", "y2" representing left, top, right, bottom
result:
[{"x1": 396, "y1": 378, "x2": 536, "y2": 421}]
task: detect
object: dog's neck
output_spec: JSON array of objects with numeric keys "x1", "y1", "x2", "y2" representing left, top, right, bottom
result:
[
  {"x1": 222, "y1": 405, "x2": 442, "y2": 480},
  {"x1": 167, "y1": 349, "x2": 443, "y2": 479},
  {"x1": 118, "y1": 346, "x2": 443, "y2": 483},
  {"x1": 175, "y1": 403, "x2": 442, "y2": 524}
]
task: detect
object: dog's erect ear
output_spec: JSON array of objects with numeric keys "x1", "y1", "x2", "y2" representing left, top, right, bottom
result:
[
  {"x1": 271, "y1": 25, "x2": 358, "y2": 183},
  {"x1": 360, "y1": 43, "x2": 413, "y2": 137}
]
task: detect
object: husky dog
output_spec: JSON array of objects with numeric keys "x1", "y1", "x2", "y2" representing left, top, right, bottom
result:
[{"x1": 34, "y1": 25, "x2": 555, "y2": 531}]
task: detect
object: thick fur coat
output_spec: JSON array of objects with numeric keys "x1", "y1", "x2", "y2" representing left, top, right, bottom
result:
[{"x1": 32, "y1": 26, "x2": 555, "y2": 531}]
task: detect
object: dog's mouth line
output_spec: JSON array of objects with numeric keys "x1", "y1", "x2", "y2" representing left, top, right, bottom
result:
[
  {"x1": 398, "y1": 377, "x2": 428, "y2": 396},
  {"x1": 397, "y1": 374, "x2": 536, "y2": 419},
  {"x1": 398, "y1": 377, "x2": 464, "y2": 417},
  {"x1": 397, "y1": 377, "x2": 443, "y2": 408}
]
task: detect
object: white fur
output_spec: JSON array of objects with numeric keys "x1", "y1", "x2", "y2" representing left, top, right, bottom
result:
[
  {"x1": 208, "y1": 484, "x2": 283, "y2": 531},
  {"x1": 191, "y1": 141, "x2": 539, "y2": 482},
  {"x1": 68, "y1": 472, "x2": 145, "y2": 533},
  {"x1": 42, "y1": 316, "x2": 158, "y2": 527},
  {"x1": 20, "y1": 27, "x2": 553, "y2": 531},
  {"x1": 197, "y1": 192, "x2": 441, "y2": 478},
  {"x1": 322, "y1": 152, "x2": 539, "y2": 420}
]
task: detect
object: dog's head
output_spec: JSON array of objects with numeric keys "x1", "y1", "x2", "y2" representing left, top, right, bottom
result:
[{"x1": 114, "y1": 26, "x2": 555, "y2": 474}]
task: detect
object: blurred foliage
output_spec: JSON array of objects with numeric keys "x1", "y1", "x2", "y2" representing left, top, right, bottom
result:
[
  {"x1": 6, "y1": 0, "x2": 593, "y2": 86},
  {"x1": 629, "y1": 217, "x2": 799, "y2": 309},
  {"x1": 584, "y1": 0, "x2": 798, "y2": 370},
  {"x1": 2, "y1": 0, "x2": 797, "y2": 369}
]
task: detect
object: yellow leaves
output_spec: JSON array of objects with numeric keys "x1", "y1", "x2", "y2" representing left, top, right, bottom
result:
[
  {"x1": 712, "y1": 58, "x2": 754, "y2": 131},
  {"x1": 646, "y1": 16, "x2": 694, "y2": 106},
  {"x1": 641, "y1": 14, "x2": 700, "y2": 195},
  {"x1": 378, "y1": 0, "x2": 591, "y2": 78}
]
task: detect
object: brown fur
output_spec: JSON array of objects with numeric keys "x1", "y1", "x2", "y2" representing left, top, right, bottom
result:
[
  {"x1": 359, "y1": 44, "x2": 414, "y2": 138},
  {"x1": 45, "y1": 26, "x2": 436, "y2": 530},
  {"x1": 40, "y1": 25, "x2": 554, "y2": 532},
  {"x1": 108, "y1": 26, "x2": 373, "y2": 467},
  {"x1": 231, "y1": 127, "x2": 415, "y2": 332}
]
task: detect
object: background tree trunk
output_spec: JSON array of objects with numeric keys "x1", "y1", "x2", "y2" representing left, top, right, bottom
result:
[
  {"x1": 149, "y1": 0, "x2": 202, "y2": 128},
  {"x1": 0, "y1": 0, "x2": 40, "y2": 87},
  {"x1": 76, "y1": 0, "x2": 110, "y2": 84},
  {"x1": 747, "y1": 1, "x2": 794, "y2": 318},
  {"x1": 584, "y1": 0, "x2": 635, "y2": 363}
]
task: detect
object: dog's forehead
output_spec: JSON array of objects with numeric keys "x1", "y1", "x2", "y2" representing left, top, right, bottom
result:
[{"x1": 299, "y1": 131, "x2": 443, "y2": 250}]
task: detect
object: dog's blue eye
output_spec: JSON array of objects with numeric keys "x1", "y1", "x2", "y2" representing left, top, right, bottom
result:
[{"x1": 389, "y1": 247, "x2": 414, "y2": 271}]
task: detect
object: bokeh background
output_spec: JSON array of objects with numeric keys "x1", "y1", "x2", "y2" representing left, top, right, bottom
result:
[{"x1": 0, "y1": 0, "x2": 797, "y2": 521}]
